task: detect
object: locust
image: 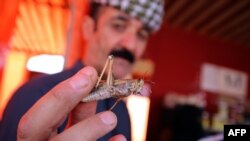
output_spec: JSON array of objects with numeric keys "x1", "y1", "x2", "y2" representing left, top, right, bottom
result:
[{"x1": 81, "y1": 55, "x2": 145, "y2": 110}]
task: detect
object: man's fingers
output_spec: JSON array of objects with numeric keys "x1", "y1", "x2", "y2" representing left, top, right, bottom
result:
[
  {"x1": 51, "y1": 111, "x2": 117, "y2": 141},
  {"x1": 18, "y1": 66, "x2": 98, "y2": 141},
  {"x1": 70, "y1": 101, "x2": 97, "y2": 125},
  {"x1": 108, "y1": 134, "x2": 127, "y2": 141}
]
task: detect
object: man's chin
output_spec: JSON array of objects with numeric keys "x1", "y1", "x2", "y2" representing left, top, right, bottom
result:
[{"x1": 112, "y1": 57, "x2": 132, "y2": 79}]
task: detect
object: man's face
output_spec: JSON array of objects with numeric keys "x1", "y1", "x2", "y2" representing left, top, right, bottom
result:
[{"x1": 84, "y1": 6, "x2": 149, "y2": 79}]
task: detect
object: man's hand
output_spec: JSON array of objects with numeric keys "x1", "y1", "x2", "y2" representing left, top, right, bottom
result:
[{"x1": 17, "y1": 66, "x2": 126, "y2": 141}]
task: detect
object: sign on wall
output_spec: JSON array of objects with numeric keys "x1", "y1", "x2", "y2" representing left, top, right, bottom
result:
[{"x1": 200, "y1": 63, "x2": 248, "y2": 98}]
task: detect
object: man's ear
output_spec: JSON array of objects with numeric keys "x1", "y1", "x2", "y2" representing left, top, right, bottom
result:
[{"x1": 82, "y1": 16, "x2": 95, "y2": 41}]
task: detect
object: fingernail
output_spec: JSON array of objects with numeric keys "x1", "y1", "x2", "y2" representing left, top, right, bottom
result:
[
  {"x1": 83, "y1": 66, "x2": 95, "y2": 77},
  {"x1": 82, "y1": 66, "x2": 97, "y2": 82},
  {"x1": 70, "y1": 68, "x2": 94, "y2": 89},
  {"x1": 98, "y1": 112, "x2": 116, "y2": 125}
]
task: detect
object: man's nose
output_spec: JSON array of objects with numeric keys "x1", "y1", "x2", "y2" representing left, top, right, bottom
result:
[{"x1": 120, "y1": 32, "x2": 138, "y2": 54}]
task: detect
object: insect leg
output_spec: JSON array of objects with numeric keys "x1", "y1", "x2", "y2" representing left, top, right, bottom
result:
[
  {"x1": 105, "y1": 56, "x2": 123, "y2": 110},
  {"x1": 95, "y1": 55, "x2": 113, "y2": 88},
  {"x1": 109, "y1": 98, "x2": 122, "y2": 111},
  {"x1": 106, "y1": 55, "x2": 114, "y2": 86}
]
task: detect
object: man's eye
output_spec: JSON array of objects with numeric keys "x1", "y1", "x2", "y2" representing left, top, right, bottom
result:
[
  {"x1": 111, "y1": 22, "x2": 126, "y2": 32},
  {"x1": 138, "y1": 30, "x2": 149, "y2": 41}
]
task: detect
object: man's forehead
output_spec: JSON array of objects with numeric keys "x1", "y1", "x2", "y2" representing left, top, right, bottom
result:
[
  {"x1": 101, "y1": 6, "x2": 130, "y2": 19},
  {"x1": 91, "y1": 0, "x2": 165, "y2": 33},
  {"x1": 101, "y1": 7, "x2": 139, "y2": 22},
  {"x1": 100, "y1": 7, "x2": 149, "y2": 31}
]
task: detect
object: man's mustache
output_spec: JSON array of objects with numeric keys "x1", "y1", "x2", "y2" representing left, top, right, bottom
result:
[{"x1": 109, "y1": 48, "x2": 135, "y2": 64}]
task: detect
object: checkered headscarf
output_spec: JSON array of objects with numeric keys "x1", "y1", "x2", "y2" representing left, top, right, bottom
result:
[{"x1": 92, "y1": 0, "x2": 165, "y2": 33}]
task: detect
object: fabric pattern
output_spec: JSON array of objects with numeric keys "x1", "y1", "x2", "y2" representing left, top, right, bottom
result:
[{"x1": 92, "y1": 0, "x2": 165, "y2": 33}]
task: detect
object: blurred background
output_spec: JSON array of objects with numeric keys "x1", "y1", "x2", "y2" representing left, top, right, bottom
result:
[{"x1": 0, "y1": 0, "x2": 250, "y2": 141}]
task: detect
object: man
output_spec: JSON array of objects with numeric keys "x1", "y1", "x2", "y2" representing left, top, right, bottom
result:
[{"x1": 0, "y1": 0, "x2": 165, "y2": 140}]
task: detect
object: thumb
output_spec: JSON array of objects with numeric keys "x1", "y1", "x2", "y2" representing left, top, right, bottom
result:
[{"x1": 51, "y1": 111, "x2": 117, "y2": 141}]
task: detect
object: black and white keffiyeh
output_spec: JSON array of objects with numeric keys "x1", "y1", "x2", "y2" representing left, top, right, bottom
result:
[{"x1": 92, "y1": 0, "x2": 165, "y2": 33}]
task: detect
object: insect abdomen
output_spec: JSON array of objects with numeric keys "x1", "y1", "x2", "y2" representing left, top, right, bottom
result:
[
  {"x1": 81, "y1": 83, "x2": 131, "y2": 102},
  {"x1": 81, "y1": 87, "x2": 111, "y2": 102}
]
